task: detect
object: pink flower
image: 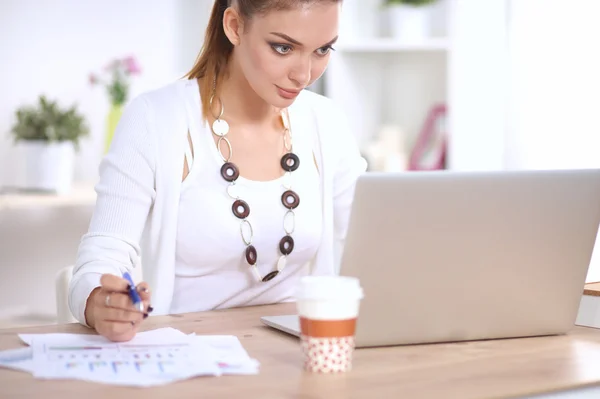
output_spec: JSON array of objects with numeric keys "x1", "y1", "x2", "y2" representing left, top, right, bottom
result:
[
  {"x1": 89, "y1": 55, "x2": 142, "y2": 106},
  {"x1": 122, "y1": 56, "x2": 142, "y2": 75}
]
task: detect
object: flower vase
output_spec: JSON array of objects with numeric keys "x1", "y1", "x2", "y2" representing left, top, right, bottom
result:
[{"x1": 104, "y1": 103, "x2": 124, "y2": 153}]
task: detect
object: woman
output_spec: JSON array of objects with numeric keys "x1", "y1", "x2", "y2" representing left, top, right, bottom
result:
[{"x1": 69, "y1": 0, "x2": 367, "y2": 342}]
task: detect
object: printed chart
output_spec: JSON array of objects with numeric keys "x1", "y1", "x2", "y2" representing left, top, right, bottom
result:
[
  {"x1": 43, "y1": 343, "x2": 197, "y2": 376},
  {"x1": 29, "y1": 330, "x2": 222, "y2": 386}
]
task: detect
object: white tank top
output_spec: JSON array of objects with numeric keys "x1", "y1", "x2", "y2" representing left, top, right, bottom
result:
[{"x1": 170, "y1": 90, "x2": 323, "y2": 314}]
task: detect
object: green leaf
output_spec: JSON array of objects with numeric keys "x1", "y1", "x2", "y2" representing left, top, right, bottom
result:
[{"x1": 9, "y1": 95, "x2": 90, "y2": 151}]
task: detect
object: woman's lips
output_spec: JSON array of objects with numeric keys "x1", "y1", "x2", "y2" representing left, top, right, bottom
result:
[{"x1": 277, "y1": 86, "x2": 301, "y2": 99}]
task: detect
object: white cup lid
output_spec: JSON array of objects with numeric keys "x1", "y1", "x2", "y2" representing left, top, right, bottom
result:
[{"x1": 295, "y1": 275, "x2": 364, "y2": 301}]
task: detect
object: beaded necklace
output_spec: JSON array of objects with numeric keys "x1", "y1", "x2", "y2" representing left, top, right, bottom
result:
[{"x1": 209, "y1": 94, "x2": 300, "y2": 282}]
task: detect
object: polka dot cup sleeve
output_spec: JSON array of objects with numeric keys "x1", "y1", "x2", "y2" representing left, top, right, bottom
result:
[{"x1": 294, "y1": 276, "x2": 364, "y2": 373}]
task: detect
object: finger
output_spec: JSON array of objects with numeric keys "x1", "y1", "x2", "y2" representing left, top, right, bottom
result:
[
  {"x1": 102, "y1": 307, "x2": 144, "y2": 325},
  {"x1": 100, "y1": 274, "x2": 130, "y2": 293},
  {"x1": 136, "y1": 282, "x2": 153, "y2": 312},
  {"x1": 136, "y1": 282, "x2": 151, "y2": 300},
  {"x1": 96, "y1": 291, "x2": 142, "y2": 312},
  {"x1": 96, "y1": 320, "x2": 137, "y2": 342}
]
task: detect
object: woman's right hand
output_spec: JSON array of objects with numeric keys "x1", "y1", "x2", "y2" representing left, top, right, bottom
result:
[{"x1": 84, "y1": 274, "x2": 152, "y2": 342}]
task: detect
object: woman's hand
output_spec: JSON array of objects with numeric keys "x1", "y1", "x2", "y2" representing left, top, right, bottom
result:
[{"x1": 84, "y1": 274, "x2": 152, "y2": 342}]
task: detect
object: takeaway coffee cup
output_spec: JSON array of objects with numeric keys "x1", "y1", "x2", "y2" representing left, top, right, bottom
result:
[{"x1": 295, "y1": 275, "x2": 364, "y2": 373}]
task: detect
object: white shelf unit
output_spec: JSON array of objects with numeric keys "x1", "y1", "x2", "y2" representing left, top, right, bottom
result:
[
  {"x1": 324, "y1": 0, "x2": 451, "y2": 162},
  {"x1": 335, "y1": 38, "x2": 449, "y2": 53}
]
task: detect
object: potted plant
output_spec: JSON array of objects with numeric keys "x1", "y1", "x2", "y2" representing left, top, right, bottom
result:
[
  {"x1": 10, "y1": 95, "x2": 89, "y2": 193},
  {"x1": 89, "y1": 55, "x2": 141, "y2": 153},
  {"x1": 384, "y1": 0, "x2": 438, "y2": 41}
]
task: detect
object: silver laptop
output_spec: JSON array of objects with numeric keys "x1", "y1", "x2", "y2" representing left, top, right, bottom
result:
[{"x1": 262, "y1": 169, "x2": 600, "y2": 348}]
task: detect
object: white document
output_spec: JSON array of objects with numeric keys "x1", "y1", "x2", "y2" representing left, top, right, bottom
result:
[
  {"x1": 0, "y1": 327, "x2": 260, "y2": 386},
  {"x1": 0, "y1": 347, "x2": 34, "y2": 373},
  {"x1": 193, "y1": 335, "x2": 260, "y2": 375},
  {"x1": 22, "y1": 328, "x2": 221, "y2": 387}
]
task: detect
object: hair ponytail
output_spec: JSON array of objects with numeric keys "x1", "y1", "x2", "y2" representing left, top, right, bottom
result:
[{"x1": 186, "y1": 0, "x2": 233, "y2": 120}]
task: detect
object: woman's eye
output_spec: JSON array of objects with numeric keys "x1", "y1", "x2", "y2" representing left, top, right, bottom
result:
[
  {"x1": 316, "y1": 46, "x2": 334, "y2": 56},
  {"x1": 272, "y1": 44, "x2": 292, "y2": 55}
]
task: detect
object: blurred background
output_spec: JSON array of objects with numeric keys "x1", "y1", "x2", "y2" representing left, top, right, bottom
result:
[{"x1": 0, "y1": 0, "x2": 599, "y2": 327}]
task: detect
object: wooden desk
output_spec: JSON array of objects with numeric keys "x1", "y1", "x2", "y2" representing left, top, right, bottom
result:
[
  {"x1": 2, "y1": 303, "x2": 600, "y2": 399},
  {"x1": 584, "y1": 282, "x2": 600, "y2": 297}
]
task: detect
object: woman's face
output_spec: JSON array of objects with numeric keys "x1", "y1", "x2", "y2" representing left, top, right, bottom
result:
[{"x1": 229, "y1": 2, "x2": 340, "y2": 108}]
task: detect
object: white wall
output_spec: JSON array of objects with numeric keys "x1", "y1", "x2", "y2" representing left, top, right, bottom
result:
[
  {"x1": 0, "y1": 0, "x2": 212, "y2": 188},
  {"x1": 449, "y1": 0, "x2": 600, "y2": 282},
  {"x1": 447, "y1": 0, "x2": 509, "y2": 171},
  {"x1": 507, "y1": 0, "x2": 600, "y2": 282},
  {"x1": 449, "y1": 0, "x2": 600, "y2": 170},
  {"x1": 506, "y1": 0, "x2": 600, "y2": 170}
]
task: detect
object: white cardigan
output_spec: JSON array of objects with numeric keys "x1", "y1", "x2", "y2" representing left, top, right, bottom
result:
[{"x1": 68, "y1": 79, "x2": 367, "y2": 325}]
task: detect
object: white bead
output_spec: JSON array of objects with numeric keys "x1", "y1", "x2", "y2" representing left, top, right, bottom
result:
[{"x1": 212, "y1": 119, "x2": 229, "y2": 136}]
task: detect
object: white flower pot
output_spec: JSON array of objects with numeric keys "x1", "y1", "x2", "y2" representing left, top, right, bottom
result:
[
  {"x1": 387, "y1": 4, "x2": 434, "y2": 41},
  {"x1": 339, "y1": 0, "x2": 382, "y2": 40},
  {"x1": 17, "y1": 141, "x2": 75, "y2": 193}
]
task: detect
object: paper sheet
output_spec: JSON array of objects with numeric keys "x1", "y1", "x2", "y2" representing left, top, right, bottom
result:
[
  {"x1": 193, "y1": 335, "x2": 260, "y2": 375},
  {"x1": 0, "y1": 327, "x2": 260, "y2": 386},
  {"x1": 0, "y1": 347, "x2": 34, "y2": 373},
  {"x1": 29, "y1": 328, "x2": 221, "y2": 386}
]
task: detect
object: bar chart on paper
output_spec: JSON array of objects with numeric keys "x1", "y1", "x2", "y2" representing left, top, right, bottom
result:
[
  {"x1": 0, "y1": 328, "x2": 260, "y2": 386},
  {"x1": 43, "y1": 343, "x2": 196, "y2": 376},
  {"x1": 25, "y1": 329, "x2": 222, "y2": 386}
]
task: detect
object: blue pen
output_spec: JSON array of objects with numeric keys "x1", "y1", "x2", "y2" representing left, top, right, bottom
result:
[{"x1": 123, "y1": 272, "x2": 144, "y2": 312}]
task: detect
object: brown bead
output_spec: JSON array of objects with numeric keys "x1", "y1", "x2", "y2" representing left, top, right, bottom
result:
[
  {"x1": 279, "y1": 235, "x2": 294, "y2": 255},
  {"x1": 220, "y1": 162, "x2": 239, "y2": 182},
  {"x1": 280, "y1": 153, "x2": 300, "y2": 172},
  {"x1": 262, "y1": 271, "x2": 279, "y2": 282},
  {"x1": 245, "y1": 245, "x2": 257, "y2": 265},
  {"x1": 281, "y1": 190, "x2": 300, "y2": 209},
  {"x1": 232, "y1": 199, "x2": 250, "y2": 219}
]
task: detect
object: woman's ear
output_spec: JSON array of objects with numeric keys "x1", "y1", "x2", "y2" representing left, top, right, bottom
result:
[{"x1": 223, "y1": 7, "x2": 243, "y2": 46}]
